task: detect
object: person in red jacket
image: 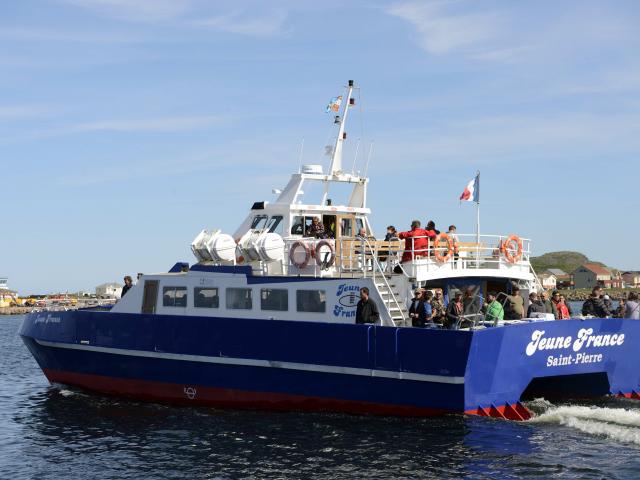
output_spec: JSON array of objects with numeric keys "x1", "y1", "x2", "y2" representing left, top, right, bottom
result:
[
  {"x1": 398, "y1": 220, "x2": 435, "y2": 262},
  {"x1": 552, "y1": 290, "x2": 570, "y2": 319}
]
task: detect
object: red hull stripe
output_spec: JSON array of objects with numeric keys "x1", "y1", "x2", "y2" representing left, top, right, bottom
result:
[{"x1": 43, "y1": 369, "x2": 451, "y2": 417}]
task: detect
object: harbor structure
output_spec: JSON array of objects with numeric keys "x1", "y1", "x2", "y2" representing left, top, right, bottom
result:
[{"x1": 95, "y1": 282, "x2": 123, "y2": 299}]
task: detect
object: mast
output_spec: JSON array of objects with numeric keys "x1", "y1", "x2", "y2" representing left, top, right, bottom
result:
[{"x1": 328, "y1": 80, "x2": 355, "y2": 176}]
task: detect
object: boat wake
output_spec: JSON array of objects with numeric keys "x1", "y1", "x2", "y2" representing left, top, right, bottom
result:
[{"x1": 528, "y1": 398, "x2": 640, "y2": 445}]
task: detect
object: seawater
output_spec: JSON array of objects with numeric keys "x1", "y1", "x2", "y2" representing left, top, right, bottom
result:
[{"x1": 2, "y1": 315, "x2": 640, "y2": 479}]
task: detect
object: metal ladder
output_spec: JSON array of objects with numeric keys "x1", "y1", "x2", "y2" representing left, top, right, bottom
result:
[{"x1": 374, "y1": 275, "x2": 408, "y2": 326}]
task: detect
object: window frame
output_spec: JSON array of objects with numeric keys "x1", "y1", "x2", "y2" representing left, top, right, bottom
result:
[
  {"x1": 226, "y1": 287, "x2": 253, "y2": 310},
  {"x1": 194, "y1": 287, "x2": 220, "y2": 309},
  {"x1": 162, "y1": 286, "x2": 188, "y2": 307},
  {"x1": 296, "y1": 289, "x2": 327, "y2": 313},
  {"x1": 260, "y1": 288, "x2": 289, "y2": 312}
]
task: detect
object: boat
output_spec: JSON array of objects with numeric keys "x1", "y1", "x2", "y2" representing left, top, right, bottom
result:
[{"x1": 20, "y1": 81, "x2": 640, "y2": 420}]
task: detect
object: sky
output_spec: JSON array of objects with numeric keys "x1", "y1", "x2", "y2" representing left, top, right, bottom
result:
[{"x1": 1, "y1": 0, "x2": 640, "y2": 294}]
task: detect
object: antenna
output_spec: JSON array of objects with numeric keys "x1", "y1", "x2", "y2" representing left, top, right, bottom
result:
[
  {"x1": 363, "y1": 141, "x2": 374, "y2": 178},
  {"x1": 351, "y1": 138, "x2": 361, "y2": 175},
  {"x1": 297, "y1": 138, "x2": 305, "y2": 173}
]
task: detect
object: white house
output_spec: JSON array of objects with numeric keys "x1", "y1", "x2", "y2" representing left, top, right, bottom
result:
[
  {"x1": 539, "y1": 273, "x2": 557, "y2": 290},
  {"x1": 95, "y1": 283, "x2": 123, "y2": 299}
]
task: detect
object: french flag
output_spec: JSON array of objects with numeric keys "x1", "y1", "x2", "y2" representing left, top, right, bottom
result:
[{"x1": 460, "y1": 174, "x2": 479, "y2": 202}]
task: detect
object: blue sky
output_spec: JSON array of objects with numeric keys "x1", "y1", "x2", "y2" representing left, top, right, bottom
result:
[{"x1": 2, "y1": 0, "x2": 640, "y2": 293}]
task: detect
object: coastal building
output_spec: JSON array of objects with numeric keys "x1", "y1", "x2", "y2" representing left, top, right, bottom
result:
[
  {"x1": 538, "y1": 272, "x2": 557, "y2": 290},
  {"x1": 622, "y1": 271, "x2": 640, "y2": 288},
  {"x1": 0, "y1": 277, "x2": 18, "y2": 307},
  {"x1": 545, "y1": 268, "x2": 572, "y2": 289},
  {"x1": 572, "y1": 263, "x2": 621, "y2": 289},
  {"x1": 95, "y1": 282, "x2": 123, "y2": 299}
]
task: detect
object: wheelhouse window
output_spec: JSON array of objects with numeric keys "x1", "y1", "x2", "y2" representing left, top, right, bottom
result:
[
  {"x1": 163, "y1": 286, "x2": 187, "y2": 307},
  {"x1": 261, "y1": 288, "x2": 288, "y2": 311},
  {"x1": 266, "y1": 215, "x2": 284, "y2": 234},
  {"x1": 291, "y1": 215, "x2": 304, "y2": 235},
  {"x1": 296, "y1": 290, "x2": 326, "y2": 313},
  {"x1": 226, "y1": 288, "x2": 252, "y2": 310},
  {"x1": 194, "y1": 287, "x2": 219, "y2": 308},
  {"x1": 251, "y1": 214, "x2": 268, "y2": 230}
]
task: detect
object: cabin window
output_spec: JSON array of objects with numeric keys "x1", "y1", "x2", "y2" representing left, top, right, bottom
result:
[
  {"x1": 266, "y1": 215, "x2": 284, "y2": 234},
  {"x1": 163, "y1": 286, "x2": 187, "y2": 307},
  {"x1": 251, "y1": 215, "x2": 268, "y2": 230},
  {"x1": 340, "y1": 218, "x2": 353, "y2": 237},
  {"x1": 261, "y1": 288, "x2": 288, "y2": 311},
  {"x1": 291, "y1": 216, "x2": 304, "y2": 235},
  {"x1": 355, "y1": 217, "x2": 365, "y2": 235},
  {"x1": 296, "y1": 289, "x2": 326, "y2": 313},
  {"x1": 226, "y1": 288, "x2": 252, "y2": 310},
  {"x1": 194, "y1": 287, "x2": 219, "y2": 308}
]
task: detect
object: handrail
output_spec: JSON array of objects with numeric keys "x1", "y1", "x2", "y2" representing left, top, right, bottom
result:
[{"x1": 360, "y1": 237, "x2": 405, "y2": 327}]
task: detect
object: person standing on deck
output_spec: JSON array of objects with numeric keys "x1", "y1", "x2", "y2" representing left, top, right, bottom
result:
[
  {"x1": 582, "y1": 286, "x2": 611, "y2": 317},
  {"x1": 431, "y1": 289, "x2": 446, "y2": 325},
  {"x1": 398, "y1": 220, "x2": 434, "y2": 262},
  {"x1": 527, "y1": 292, "x2": 546, "y2": 317},
  {"x1": 445, "y1": 292, "x2": 464, "y2": 329},
  {"x1": 625, "y1": 292, "x2": 640, "y2": 319},
  {"x1": 504, "y1": 286, "x2": 524, "y2": 320},
  {"x1": 448, "y1": 225, "x2": 460, "y2": 264},
  {"x1": 121, "y1": 276, "x2": 133, "y2": 297},
  {"x1": 540, "y1": 291, "x2": 558, "y2": 318},
  {"x1": 484, "y1": 291, "x2": 504, "y2": 322},
  {"x1": 356, "y1": 287, "x2": 379, "y2": 324},
  {"x1": 416, "y1": 290, "x2": 435, "y2": 327},
  {"x1": 408, "y1": 288, "x2": 423, "y2": 326},
  {"x1": 553, "y1": 292, "x2": 571, "y2": 319}
]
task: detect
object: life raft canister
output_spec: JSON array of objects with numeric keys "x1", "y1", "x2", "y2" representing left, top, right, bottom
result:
[
  {"x1": 500, "y1": 234, "x2": 523, "y2": 263},
  {"x1": 314, "y1": 240, "x2": 335, "y2": 268},
  {"x1": 433, "y1": 232, "x2": 454, "y2": 263},
  {"x1": 289, "y1": 241, "x2": 311, "y2": 269}
]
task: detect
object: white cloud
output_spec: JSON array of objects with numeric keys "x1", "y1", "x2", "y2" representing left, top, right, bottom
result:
[
  {"x1": 70, "y1": 115, "x2": 224, "y2": 133},
  {"x1": 63, "y1": 0, "x2": 194, "y2": 23},
  {"x1": 387, "y1": 1, "x2": 504, "y2": 55},
  {"x1": 196, "y1": 10, "x2": 288, "y2": 36}
]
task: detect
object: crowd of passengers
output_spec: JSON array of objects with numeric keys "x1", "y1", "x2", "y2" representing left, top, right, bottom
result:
[{"x1": 398, "y1": 284, "x2": 640, "y2": 329}]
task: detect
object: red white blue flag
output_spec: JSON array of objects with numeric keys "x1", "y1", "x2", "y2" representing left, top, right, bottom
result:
[{"x1": 460, "y1": 174, "x2": 479, "y2": 202}]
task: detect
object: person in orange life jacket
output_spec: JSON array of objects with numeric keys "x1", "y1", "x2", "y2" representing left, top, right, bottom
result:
[
  {"x1": 551, "y1": 290, "x2": 570, "y2": 319},
  {"x1": 398, "y1": 220, "x2": 435, "y2": 262}
]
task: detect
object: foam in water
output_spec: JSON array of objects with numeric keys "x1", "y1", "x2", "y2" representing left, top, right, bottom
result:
[{"x1": 530, "y1": 403, "x2": 640, "y2": 445}]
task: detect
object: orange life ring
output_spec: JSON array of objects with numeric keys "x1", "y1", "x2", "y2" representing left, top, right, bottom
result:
[
  {"x1": 289, "y1": 241, "x2": 311, "y2": 269},
  {"x1": 315, "y1": 240, "x2": 335, "y2": 267},
  {"x1": 433, "y1": 232, "x2": 454, "y2": 263},
  {"x1": 501, "y1": 235, "x2": 523, "y2": 263}
]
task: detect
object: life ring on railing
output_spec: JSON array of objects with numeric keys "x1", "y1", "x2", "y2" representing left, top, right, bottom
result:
[
  {"x1": 433, "y1": 232, "x2": 454, "y2": 263},
  {"x1": 289, "y1": 241, "x2": 311, "y2": 269},
  {"x1": 500, "y1": 234, "x2": 523, "y2": 263},
  {"x1": 315, "y1": 240, "x2": 335, "y2": 268}
]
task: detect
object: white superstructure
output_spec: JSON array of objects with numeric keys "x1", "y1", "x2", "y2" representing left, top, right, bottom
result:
[{"x1": 112, "y1": 81, "x2": 540, "y2": 327}]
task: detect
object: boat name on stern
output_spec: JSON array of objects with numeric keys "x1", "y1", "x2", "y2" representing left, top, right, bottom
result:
[{"x1": 525, "y1": 328, "x2": 626, "y2": 368}]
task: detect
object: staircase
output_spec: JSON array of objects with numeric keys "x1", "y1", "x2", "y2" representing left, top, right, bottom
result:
[{"x1": 374, "y1": 275, "x2": 408, "y2": 327}]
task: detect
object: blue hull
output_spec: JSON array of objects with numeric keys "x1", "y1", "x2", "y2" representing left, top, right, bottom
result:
[{"x1": 19, "y1": 310, "x2": 640, "y2": 417}]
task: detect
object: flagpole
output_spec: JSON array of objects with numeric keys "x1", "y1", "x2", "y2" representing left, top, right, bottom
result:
[{"x1": 476, "y1": 171, "x2": 480, "y2": 268}]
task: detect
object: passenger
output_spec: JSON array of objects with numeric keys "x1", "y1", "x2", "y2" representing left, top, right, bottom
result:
[
  {"x1": 540, "y1": 291, "x2": 558, "y2": 318},
  {"x1": 527, "y1": 292, "x2": 546, "y2": 317},
  {"x1": 603, "y1": 294, "x2": 613, "y2": 313},
  {"x1": 408, "y1": 288, "x2": 423, "y2": 326},
  {"x1": 418, "y1": 290, "x2": 435, "y2": 327},
  {"x1": 463, "y1": 287, "x2": 483, "y2": 317},
  {"x1": 426, "y1": 220, "x2": 440, "y2": 236},
  {"x1": 121, "y1": 276, "x2": 133, "y2": 297},
  {"x1": 355, "y1": 287, "x2": 379, "y2": 324},
  {"x1": 379, "y1": 226, "x2": 399, "y2": 271},
  {"x1": 447, "y1": 225, "x2": 460, "y2": 264},
  {"x1": 553, "y1": 291, "x2": 571, "y2": 319},
  {"x1": 625, "y1": 292, "x2": 640, "y2": 319},
  {"x1": 431, "y1": 289, "x2": 446, "y2": 325},
  {"x1": 614, "y1": 298, "x2": 626, "y2": 318},
  {"x1": 307, "y1": 216, "x2": 326, "y2": 238},
  {"x1": 484, "y1": 291, "x2": 504, "y2": 322},
  {"x1": 445, "y1": 292, "x2": 464, "y2": 329},
  {"x1": 398, "y1": 220, "x2": 434, "y2": 263},
  {"x1": 560, "y1": 294, "x2": 573, "y2": 316},
  {"x1": 581, "y1": 286, "x2": 611, "y2": 317},
  {"x1": 504, "y1": 286, "x2": 524, "y2": 320}
]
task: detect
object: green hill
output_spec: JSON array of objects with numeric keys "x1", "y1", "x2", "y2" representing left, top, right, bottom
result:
[{"x1": 530, "y1": 251, "x2": 606, "y2": 274}]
